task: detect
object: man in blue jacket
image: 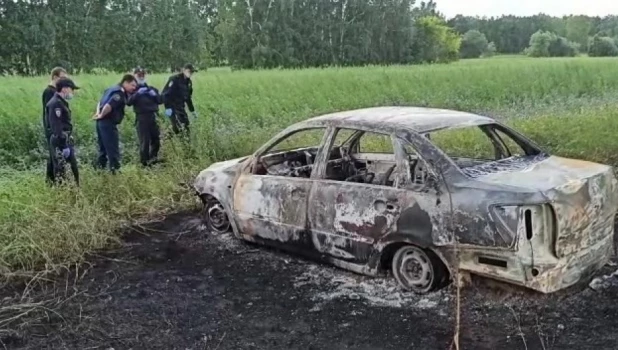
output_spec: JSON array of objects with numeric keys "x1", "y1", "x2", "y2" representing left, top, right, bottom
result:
[
  {"x1": 127, "y1": 67, "x2": 163, "y2": 167},
  {"x1": 93, "y1": 74, "x2": 137, "y2": 173}
]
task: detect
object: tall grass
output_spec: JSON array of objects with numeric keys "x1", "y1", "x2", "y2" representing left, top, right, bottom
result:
[{"x1": 2, "y1": 56, "x2": 618, "y2": 278}]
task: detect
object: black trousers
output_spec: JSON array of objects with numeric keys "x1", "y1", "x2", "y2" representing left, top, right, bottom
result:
[
  {"x1": 45, "y1": 130, "x2": 55, "y2": 185},
  {"x1": 136, "y1": 113, "x2": 161, "y2": 166},
  {"x1": 49, "y1": 135, "x2": 79, "y2": 186},
  {"x1": 170, "y1": 107, "x2": 189, "y2": 135}
]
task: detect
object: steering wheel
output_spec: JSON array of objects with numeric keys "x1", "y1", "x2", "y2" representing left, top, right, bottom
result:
[{"x1": 260, "y1": 157, "x2": 276, "y2": 175}]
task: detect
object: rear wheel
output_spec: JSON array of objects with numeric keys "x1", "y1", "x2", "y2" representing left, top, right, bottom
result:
[
  {"x1": 391, "y1": 245, "x2": 448, "y2": 294},
  {"x1": 202, "y1": 196, "x2": 231, "y2": 234}
]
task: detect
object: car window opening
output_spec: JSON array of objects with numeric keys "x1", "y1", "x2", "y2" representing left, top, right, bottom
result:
[
  {"x1": 253, "y1": 127, "x2": 326, "y2": 178},
  {"x1": 426, "y1": 123, "x2": 545, "y2": 178},
  {"x1": 320, "y1": 129, "x2": 401, "y2": 187}
]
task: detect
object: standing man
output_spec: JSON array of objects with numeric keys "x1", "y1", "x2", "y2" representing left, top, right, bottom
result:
[
  {"x1": 161, "y1": 63, "x2": 198, "y2": 136},
  {"x1": 42, "y1": 67, "x2": 68, "y2": 185},
  {"x1": 127, "y1": 67, "x2": 163, "y2": 167},
  {"x1": 93, "y1": 74, "x2": 138, "y2": 173},
  {"x1": 46, "y1": 78, "x2": 80, "y2": 186}
]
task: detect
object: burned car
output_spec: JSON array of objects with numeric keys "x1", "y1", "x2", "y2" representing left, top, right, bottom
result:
[{"x1": 193, "y1": 106, "x2": 617, "y2": 294}]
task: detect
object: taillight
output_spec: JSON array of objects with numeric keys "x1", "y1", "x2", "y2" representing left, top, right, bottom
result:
[
  {"x1": 490, "y1": 204, "x2": 554, "y2": 251},
  {"x1": 490, "y1": 205, "x2": 520, "y2": 246}
]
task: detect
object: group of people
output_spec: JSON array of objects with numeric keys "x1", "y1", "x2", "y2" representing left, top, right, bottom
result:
[{"x1": 42, "y1": 64, "x2": 198, "y2": 186}]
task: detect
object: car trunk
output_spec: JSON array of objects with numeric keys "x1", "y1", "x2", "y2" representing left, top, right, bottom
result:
[{"x1": 473, "y1": 156, "x2": 618, "y2": 258}]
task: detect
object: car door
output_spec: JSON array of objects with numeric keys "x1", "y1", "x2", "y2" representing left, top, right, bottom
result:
[
  {"x1": 232, "y1": 126, "x2": 331, "y2": 249},
  {"x1": 308, "y1": 128, "x2": 451, "y2": 264}
]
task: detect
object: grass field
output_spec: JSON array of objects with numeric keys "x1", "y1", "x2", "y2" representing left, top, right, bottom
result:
[{"x1": 2, "y1": 56, "x2": 618, "y2": 280}]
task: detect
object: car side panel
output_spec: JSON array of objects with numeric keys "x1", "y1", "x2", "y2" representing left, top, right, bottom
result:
[
  {"x1": 308, "y1": 181, "x2": 416, "y2": 264},
  {"x1": 233, "y1": 173, "x2": 313, "y2": 246}
]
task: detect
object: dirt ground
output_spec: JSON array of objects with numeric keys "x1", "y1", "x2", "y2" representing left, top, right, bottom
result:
[{"x1": 2, "y1": 211, "x2": 618, "y2": 350}]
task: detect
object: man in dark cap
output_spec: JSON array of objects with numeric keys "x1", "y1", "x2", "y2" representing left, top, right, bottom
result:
[
  {"x1": 42, "y1": 67, "x2": 68, "y2": 185},
  {"x1": 46, "y1": 77, "x2": 80, "y2": 186},
  {"x1": 127, "y1": 67, "x2": 163, "y2": 167},
  {"x1": 161, "y1": 63, "x2": 198, "y2": 136}
]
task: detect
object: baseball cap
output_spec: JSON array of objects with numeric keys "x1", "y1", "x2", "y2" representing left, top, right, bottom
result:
[
  {"x1": 183, "y1": 64, "x2": 198, "y2": 73},
  {"x1": 133, "y1": 66, "x2": 146, "y2": 75},
  {"x1": 56, "y1": 78, "x2": 79, "y2": 91}
]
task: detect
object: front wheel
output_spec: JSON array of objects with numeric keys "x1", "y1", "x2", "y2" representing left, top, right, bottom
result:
[
  {"x1": 391, "y1": 245, "x2": 449, "y2": 294},
  {"x1": 202, "y1": 195, "x2": 231, "y2": 234}
]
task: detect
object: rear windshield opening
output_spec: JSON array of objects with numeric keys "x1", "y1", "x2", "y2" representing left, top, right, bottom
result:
[{"x1": 426, "y1": 123, "x2": 546, "y2": 178}]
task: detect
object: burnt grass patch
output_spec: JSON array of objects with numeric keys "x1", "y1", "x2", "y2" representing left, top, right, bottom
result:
[{"x1": 1, "y1": 211, "x2": 618, "y2": 350}]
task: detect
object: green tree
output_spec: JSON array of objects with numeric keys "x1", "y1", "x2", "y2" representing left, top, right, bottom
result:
[
  {"x1": 526, "y1": 30, "x2": 552, "y2": 57},
  {"x1": 483, "y1": 42, "x2": 497, "y2": 57},
  {"x1": 460, "y1": 30, "x2": 489, "y2": 58},
  {"x1": 588, "y1": 35, "x2": 618, "y2": 57},
  {"x1": 565, "y1": 15, "x2": 593, "y2": 51},
  {"x1": 411, "y1": 16, "x2": 461, "y2": 64},
  {"x1": 526, "y1": 30, "x2": 578, "y2": 57},
  {"x1": 548, "y1": 36, "x2": 578, "y2": 57}
]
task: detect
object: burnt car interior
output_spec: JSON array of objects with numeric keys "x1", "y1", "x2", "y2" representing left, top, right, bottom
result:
[{"x1": 253, "y1": 127, "x2": 428, "y2": 187}]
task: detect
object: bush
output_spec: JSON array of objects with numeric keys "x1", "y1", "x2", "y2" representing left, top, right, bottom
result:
[
  {"x1": 460, "y1": 30, "x2": 489, "y2": 59},
  {"x1": 548, "y1": 37, "x2": 578, "y2": 57},
  {"x1": 482, "y1": 42, "x2": 497, "y2": 58},
  {"x1": 527, "y1": 31, "x2": 552, "y2": 57},
  {"x1": 526, "y1": 30, "x2": 579, "y2": 57},
  {"x1": 588, "y1": 35, "x2": 618, "y2": 57},
  {"x1": 411, "y1": 16, "x2": 462, "y2": 64}
]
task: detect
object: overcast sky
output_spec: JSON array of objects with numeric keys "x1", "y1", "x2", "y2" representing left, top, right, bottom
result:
[{"x1": 437, "y1": 0, "x2": 618, "y2": 18}]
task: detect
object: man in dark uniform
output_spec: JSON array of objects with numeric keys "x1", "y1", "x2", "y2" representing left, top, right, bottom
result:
[
  {"x1": 42, "y1": 67, "x2": 68, "y2": 185},
  {"x1": 127, "y1": 67, "x2": 163, "y2": 167},
  {"x1": 46, "y1": 77, "x2": 80, "y2": 186},
  {"x1": 162, "y1": 63, "x2": 198, "y2": 136},
  {"x1": 93, "y1": 74, "x2": 138, "y2": 173}
]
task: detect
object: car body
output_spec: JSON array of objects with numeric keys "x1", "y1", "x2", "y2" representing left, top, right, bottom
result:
[{"x1": 193, "y1": 106, "x2": 618, "y2": 294}]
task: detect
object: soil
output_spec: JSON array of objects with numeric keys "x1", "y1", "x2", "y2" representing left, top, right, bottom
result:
[{"x1": 1, "y1": 211, "x2": 618, "y2": 350}]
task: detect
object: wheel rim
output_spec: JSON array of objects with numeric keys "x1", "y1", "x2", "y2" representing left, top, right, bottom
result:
[
  {"x1": 207, "y1": 202, "x2": 230, "y2": 233},
  {"x1": 397, "y1": 247, "x2": 433, "y2": 290}
]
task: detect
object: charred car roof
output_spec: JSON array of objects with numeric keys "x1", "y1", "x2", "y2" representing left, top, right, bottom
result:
[{"x1": 300, "y1": 106, "x2": 495, "y2": 133}]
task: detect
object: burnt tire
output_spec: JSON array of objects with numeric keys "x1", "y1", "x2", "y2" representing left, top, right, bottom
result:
[
  {"x1": 391, "y1": 245, "x2": 449, "y2": 294},
  {"x1": 201, "y1": 195, "x2": 231, "y2": 234}
]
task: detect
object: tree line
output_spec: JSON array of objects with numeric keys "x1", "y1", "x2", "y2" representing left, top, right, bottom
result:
[
  {"x1": 450, "y1": 14, "x2": 618, "y2": 57},
  {"x1": 2, "y1": 0, "x2": 618, "y2": 76},
  {"x1": 0, "y1": 0, "x2": 461, "y2": 74}
]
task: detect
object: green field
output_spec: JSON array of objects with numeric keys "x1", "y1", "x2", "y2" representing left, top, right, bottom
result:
[{"x1": 2, "y1": 56, "x2": 618, "y2": 279}]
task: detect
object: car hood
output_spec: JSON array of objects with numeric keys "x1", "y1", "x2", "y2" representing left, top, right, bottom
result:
[{"x1": 204, "y1": 156, "x2": 249, "y2": 173}]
